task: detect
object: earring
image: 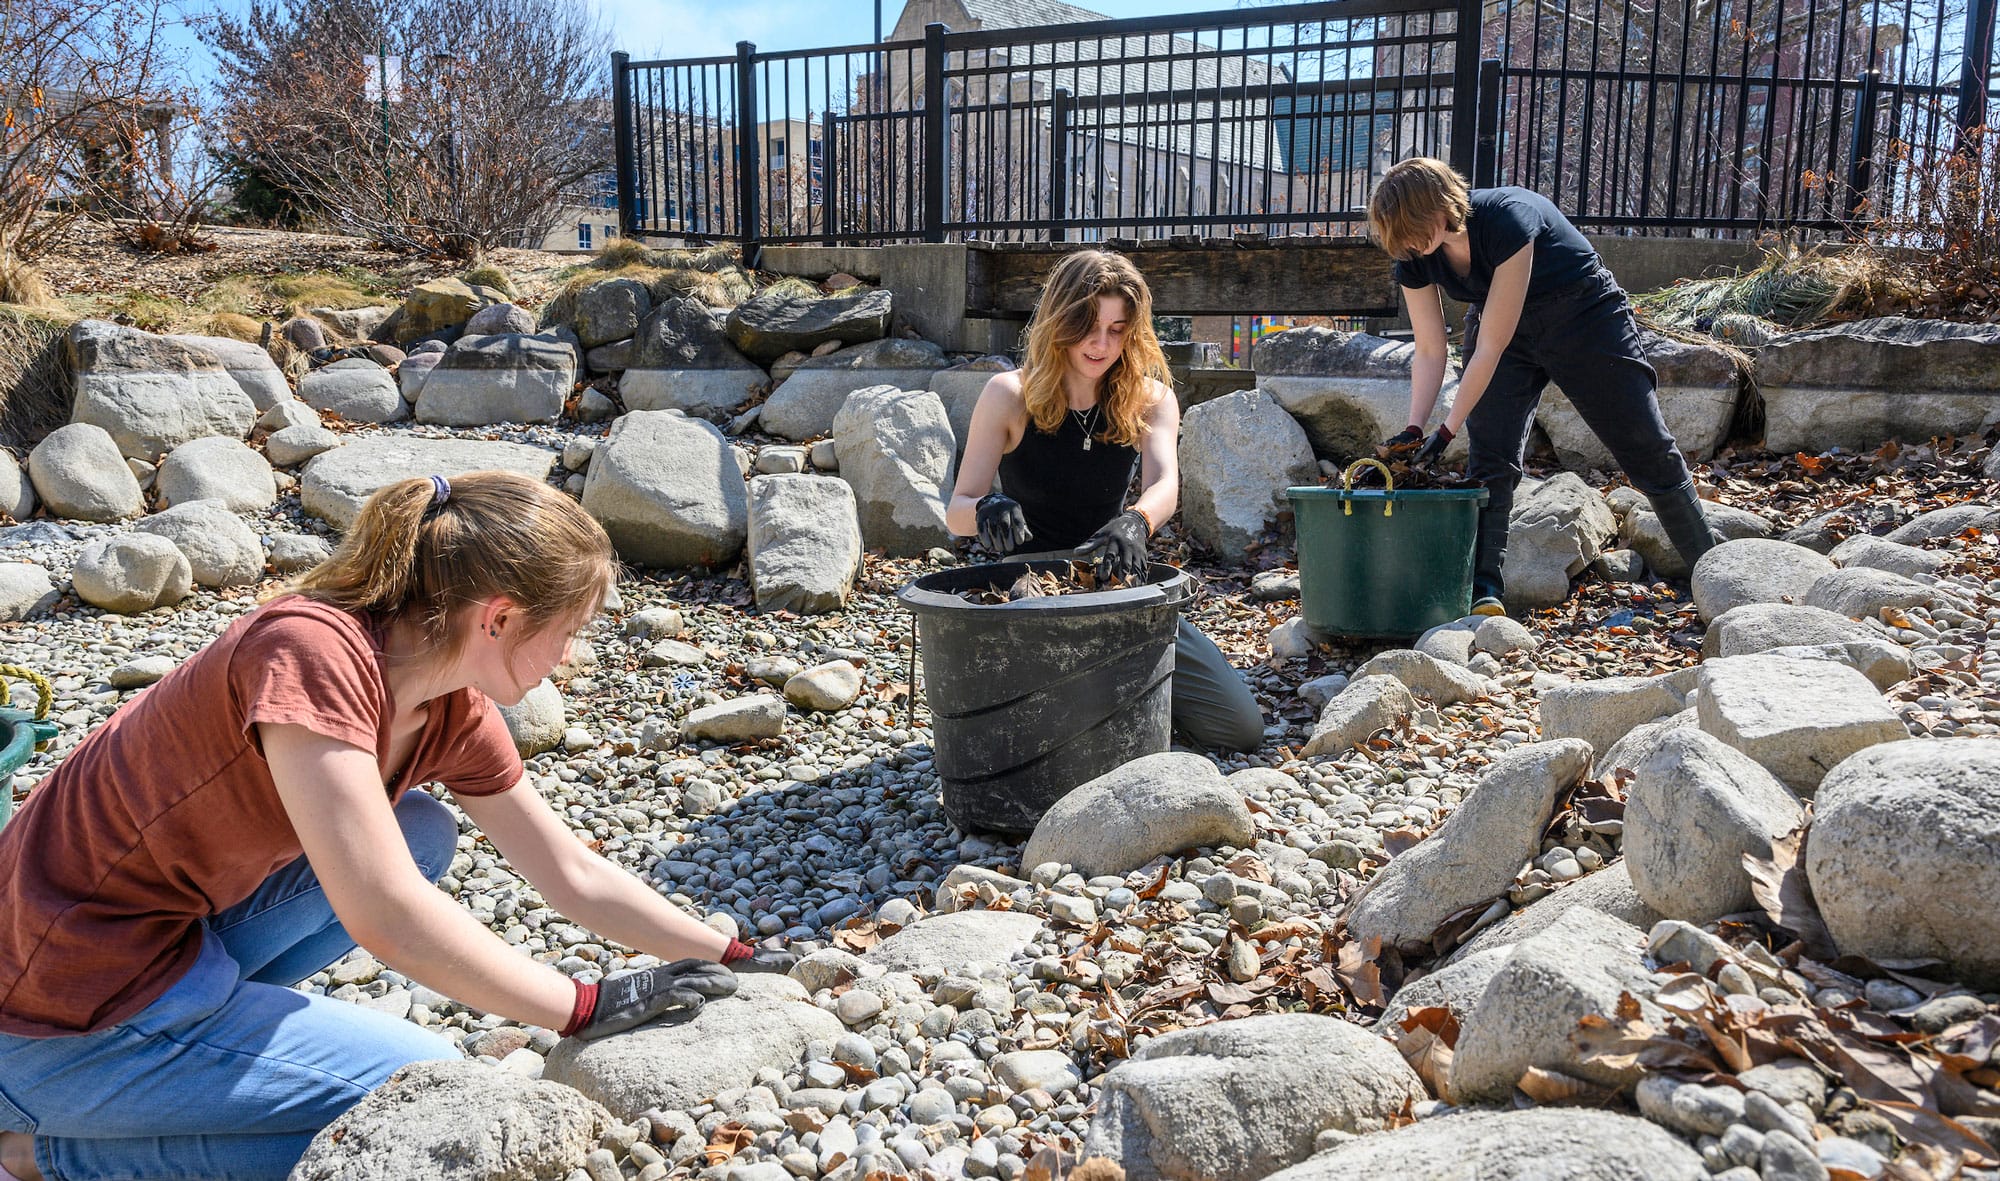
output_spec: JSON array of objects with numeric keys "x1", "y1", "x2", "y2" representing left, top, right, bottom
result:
[{"x1": 488, "y1": 627, "x2": 499, "y2": 638}]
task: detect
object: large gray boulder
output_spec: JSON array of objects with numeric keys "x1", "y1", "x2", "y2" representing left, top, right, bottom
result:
[
  {"x1": 1540, "y1": 331, "x2": 1742, "y2": 468},
  {"x1": 415, "y1": 333, "x2": 577, "y2": 426},
  {"x1": 619, "y1": 297, "x2": 767, "y2": 423},
  {"x1": 1753, "y1": 317, "x2": 2000, "y2": 452},
  {"x1": 1502, "y1": 473, "x2": 1617, "y2": 608},
  {"x1": 726, "y1": 286, "x2": 892, "y2": 365},
  {"x1": 1178, "y1": 389, "x2": 1318, "y2": 561},
  {"x1": 1020, "y1": 752, "x2": 1254, "y2": 878},
  {"x1": 1353, "y1": 648, "x2": 1491, "y2": 706},
  {"x1": 27, "y1": 423, "x2": 145, "y2": 521},
  {"x1": 71, "y1": 533, "x2": 192, "y2": 613},
  {"x1": 1449, "y1": 859, "x2": 1662, "y2": 965},
  {"x1": 265, "y1": 421, "x2": 342, "y2": 468},
  {"x1": 1702, "y1": 601, "x2": 1882, "y2": 659},
  {"x1": 1345, "y1": 740, "x2": 1592, "y2": 954},
  {"x1": 1696, "y1": 654, "x2": 1907, "y2": 795},
  {"x1": 301, "y1": 436, "x2": 558, "y2": 531},
  {"x1": 155, "y1": 436, "x2": 277, "y2": 511},
  {"x1": 1085, "y1": 1015, "x2": 1426, "y2": 1181},
  {"x1": 299, "y1": 359, "x2": 407, "y2": 424},
  {"x1": 0, "y1": 563, "x2": 57, "y2": 622},
  {"x1": 463, "y1": 302, "x2": 537, "y2": 337},
  {"x1": 831, "y1": 385, "x2": 952, "y2": 556},
  {"x1": 1804, "y1": 565, "x2": 1936, "y2": 619},
  {"x1": 745, "y1": 474, "x2": 862, "y2": 614},
  {"x1": 761, "y1": 339, "x2": 948, "y2": 442},
  {"x1": 861, "y1": 910, "x2": 1045, "y2": 977},
  {"x1": 1883, "y1": 501, "x2": 2000, "y2": 544},
  {"x1": 134, "y1": 499, "x2": 265, "y2": 588},
  {"x1": 165, "y1": 333, "x2": 290, "y2": 411},
  {"x1": 1255, "y1": 329, "x2": 1457, "y2": 460},
  {"x1": 1691, "y1": 538, "x2": 1837, "y2": 623},
  {"x1": 1757, "y1": 639, "x2": 1914, "y2": 693},
  {"x1": 392, "y1": 277, "x2": 507, "y2": 344},
  {"x1": 1, "y1": 453, "x2": 33, "y2": 521},
  {"x1": 1829, "y1": 534, "x2": 1945, "y2": 578},
  {"x1": 1449, "y1": 909, "x2": 1662, "y2": 1102},
  {"x1": 1538, "y1": 670, "x2": 1693, "y2": 768},
  {"x1": 290, "y1": 1059, "x2": 610, "y2": 1181},
  {"x1": 67, "y1": 320, "x2": 258, "y2": 459},
  {"x1": 1265, "y1": 1107, "x2": 1707, "y2": 1181},
  {"x1": 571, "y1": 278, "x2": 653, "y2": 347},
  {"x1": 1619, "y1": 500, "x2": 1774, "y2": 579},
  {"x1": 1299, "y1": 675, "x2": 1415, "y2": 758},
  {"x1": 1808, "y1": 739, "x2": 2000, "y2": 988},
  {"x1": 581, "y1": 410, "x2": 748, "y2": 569},
  {"x1": 928, "y1": 357, "x2": 1012, "y2": 452},
  {"x1": 544, "y1": 975, "x2": 842, "y2": 1119},
  {"x1": 1624, "y1": 729, "x2": 1804, "y2": 923}
]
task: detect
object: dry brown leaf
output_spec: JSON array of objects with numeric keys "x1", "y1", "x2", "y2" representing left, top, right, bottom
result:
[
  {"x1": 1223, "y1": 851, "x2": 1274, "y2": 884},
  {"x1": 1382, "y1": 828, "x2": 1427, "y2": 859},
  {"x1": 704, "y1": 1122, "x2": 753, "y2": 1165},
  {"x1": 1743, "y1": 824, "x2": 1838, "y2": 960},
  {"x1": 1023, "y1": 1144, "x2": 1072, "y2": 1181},
  {"x1": 1135, "y1": 865, "x2": 1170, "y2": 901},
  {"x1": 1517, "y1": 1066, "x2": 1619, "y2": 1106},
  {"x1": 1335, "y1": 936, "x2": 1386, "y2": 1008},
  {"x1": 1394, "y1": 1006, "x2": 1460, "y2": 1103}
]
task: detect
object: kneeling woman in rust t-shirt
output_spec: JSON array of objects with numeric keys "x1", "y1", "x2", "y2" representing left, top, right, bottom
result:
[{"x1": 0, "y1": 472, "x2": 785, "y2": 1181}]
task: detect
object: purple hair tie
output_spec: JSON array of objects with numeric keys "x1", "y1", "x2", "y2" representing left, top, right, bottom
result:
[{"x1": 427, "y1": 474, "x2": 451, "y2": 506}]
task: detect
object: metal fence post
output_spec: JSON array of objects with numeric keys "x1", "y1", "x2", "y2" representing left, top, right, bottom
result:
[
  {"x1": 1959, "y1": 0, "x2": 1997, "y2": 140},
  {"x1": 1049, "y1": 86, "x2": 1070, "y2": 242},
  {"x1": 611, "y1": 52, "x2": 640, "y2": 238},
  {"x1": 1846, "y1": 68, "x2": 1884, "y2": 226},
  {"x1": 1474, "y1": 59, "x2": 1501, "y2": 189},
  {"x1": 735, "y1": 40, "x2": 761, "y2": 252},
  {"x1": 1449, "y1": 0, "x2": 1483, "y2": 178},
  {"x1": 923, "y1": 22, "x2": 948, "y2": 243}
]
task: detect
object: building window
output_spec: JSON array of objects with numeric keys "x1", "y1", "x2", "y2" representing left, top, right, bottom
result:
[
  {"x1": 603, "y1": 224, "x2": 616, "y2": 241},
  {"x1": 578, "y1": 222, "x2": 593, "y2": 250}
]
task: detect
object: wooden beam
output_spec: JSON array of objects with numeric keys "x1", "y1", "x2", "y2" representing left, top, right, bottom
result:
[{"x1": 965, "y1": 237, "x2": 1399, "y2": 317}]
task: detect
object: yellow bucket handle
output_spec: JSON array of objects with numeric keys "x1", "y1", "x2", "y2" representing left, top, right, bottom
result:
[
  {"x1": 0, "y1": 665, "x2": 52, "y2": 721},
  {"x1": 1341, "y1": 458, "x2": 1394, "y2": 517}
]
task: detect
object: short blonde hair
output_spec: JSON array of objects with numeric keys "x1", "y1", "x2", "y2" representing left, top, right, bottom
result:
[{"x1": 1368, "y1": 157, "x2": 1473, "y2": 262}]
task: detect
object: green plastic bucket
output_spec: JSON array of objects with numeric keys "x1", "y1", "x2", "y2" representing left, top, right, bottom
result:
[
  {"x1": 1286, "y1": 459, "x2": 1490, "y2": 639},
  {"x1": 1, "y1": 666, "x2": 58, "y2": 830}
]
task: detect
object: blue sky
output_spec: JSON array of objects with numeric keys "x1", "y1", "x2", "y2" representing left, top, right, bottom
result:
[{"x1": 163, "y1": 0, "x2": 1249, "y2": 85}]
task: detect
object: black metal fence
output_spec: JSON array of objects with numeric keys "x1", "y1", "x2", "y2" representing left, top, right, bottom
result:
[{"x1": 611, "y1": 0, "x2": 2000, "y2": 244}]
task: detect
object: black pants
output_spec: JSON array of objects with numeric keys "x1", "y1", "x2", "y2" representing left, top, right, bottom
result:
[{"x1": 1463, "y1": 266, "x2": 1696, "y2": 599}]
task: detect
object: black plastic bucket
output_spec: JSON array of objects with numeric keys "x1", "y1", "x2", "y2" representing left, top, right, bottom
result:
[{"x1": 898, "y1": 560, "x2": 1190, "y2": 835}]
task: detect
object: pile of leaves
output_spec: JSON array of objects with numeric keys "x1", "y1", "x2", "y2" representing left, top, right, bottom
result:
[
  {"x1": 1323, "y1": 441, "x2": 1486, "y2": 492},
  {"x1": 959, "y1": 562, "x2": 1133, "y2": 605}
]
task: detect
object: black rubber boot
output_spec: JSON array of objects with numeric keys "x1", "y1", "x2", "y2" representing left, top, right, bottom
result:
[
  {"x1": 1470, "y1": 501, "x2": 1511, "y2": 613},
  {"x1": 1648, "y1": 482, "x2": 1720, "y2": 576}
]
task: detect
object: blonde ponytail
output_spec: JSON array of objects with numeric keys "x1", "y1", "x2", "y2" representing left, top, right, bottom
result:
[{"x1": 277, "y1": 471, "x2": 616, "y2": 663}]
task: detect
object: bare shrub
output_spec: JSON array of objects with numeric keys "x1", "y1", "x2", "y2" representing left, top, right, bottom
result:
[{"x1": 201, "y1": 0, "x2": 612, "y2": 257}]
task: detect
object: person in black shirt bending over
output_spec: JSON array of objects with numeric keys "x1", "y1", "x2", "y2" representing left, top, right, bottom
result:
[
  {"x1": 945, "y1": 249, "x2": 1264, "y2": 753},
  {"x1": 1369, "y1": 157, "x2": 1718, "y2": 615}
]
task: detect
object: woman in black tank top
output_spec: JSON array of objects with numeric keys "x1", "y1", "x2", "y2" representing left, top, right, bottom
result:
[{"x1": 944, "y1": 250, "x2": 1266, "y2": 753}]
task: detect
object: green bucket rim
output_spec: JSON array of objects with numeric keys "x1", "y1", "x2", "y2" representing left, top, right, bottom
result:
[{"x1": 1285, "y1": 485, "x2": 1490, "y2": 503}]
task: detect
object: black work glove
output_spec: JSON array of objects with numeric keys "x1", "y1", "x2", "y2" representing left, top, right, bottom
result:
[
  {"x1": 730, "y1": 946, "x2": 799, "y2": 975},
  {"x1": 1075, "y1": 509, "x2": 1150, "y2": 583},
  {"x1": 570, "y1": 959, "x2": 739, "y2": 1040},
  {"x1": 1383, "y1": 425, "x2": 1424, "y2": 451},
  {"x1": 975, "y1": 493, "x2": 1033, "y2": 555},
  {"x1": 1414, "y1": 424, "x2": 1455, "y2": 464}
]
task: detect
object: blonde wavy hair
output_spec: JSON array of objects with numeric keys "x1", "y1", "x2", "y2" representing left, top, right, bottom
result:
[{"x1": 1020, "y1": 250, "x2": 1170, "y2": 448}]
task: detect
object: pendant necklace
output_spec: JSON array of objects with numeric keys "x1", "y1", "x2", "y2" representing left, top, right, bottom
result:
[{"x1": 1071, "y1": 403, "x2": 1099, "y2": 451}]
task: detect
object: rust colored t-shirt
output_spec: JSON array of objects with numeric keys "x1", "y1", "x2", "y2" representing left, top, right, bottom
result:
[{"x1": 0, "y1": 595, "x2": 523, "y2": 1037}]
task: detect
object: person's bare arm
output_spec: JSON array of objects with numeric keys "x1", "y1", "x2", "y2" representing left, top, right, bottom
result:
[
  {"x1": 259, "y1": 723, "x2": 575, "y2": 1029},
  {"x1": 946, "y1": 373, "x2": 1025, "y2": 537},
  {"x1": 1129, "y1": 381, "x2": 1181, "y2": 530},
  {"x1": 1404, "y1": 285, "x2": 1450, "y2": 430},
  {"x1": 1439, "y1": 243, "x2": 1533, "y2": 432},
  {"x1": 454, "y1": 775, "x2": 730, "y2": 963}
]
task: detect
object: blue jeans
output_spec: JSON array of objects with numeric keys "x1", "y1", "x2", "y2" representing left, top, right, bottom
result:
[{"x1": 0, "y1": 790, "x2": 462, "y2": 1181}]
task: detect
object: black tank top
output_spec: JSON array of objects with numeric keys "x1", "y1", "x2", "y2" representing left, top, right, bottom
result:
[{"x1": 997, "y1": 407, "x2": 1140, "y2": 551}]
